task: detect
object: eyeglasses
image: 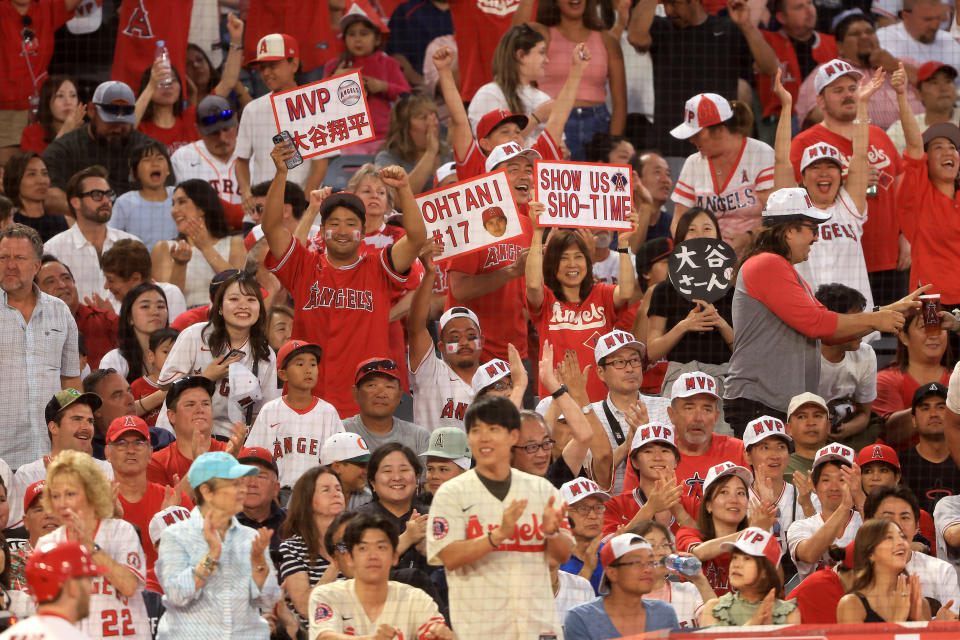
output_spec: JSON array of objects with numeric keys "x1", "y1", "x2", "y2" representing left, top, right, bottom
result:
[
  {"x1": 96, "y1": 103, "x2": 135, "y2": 117},
  {"x1": 610, "y1": 560, "x2": 658, "y2": 570},
  {"x1": 200, "y1": 109, "x2": 233, "y2": 126},
  {"x1": 334, "y1": 542, "x2": 348, "y2": 553},
  {"x1": 512, "y1": 439, "x2": 555, "y2": 454},
  {"x1": 569, "y1": 503, "x2": 606, "y2": 515},
  {"x1": 79, "y1": 189, "x2": 116, "y2": 202},
  {"x1": 602, "y1": 357, "x2": 643, "y2": 370},
  {"x1": 108, "y1": 439, "x2": 149, "y2": 450},
  {"x1": 487, "y1": 379, "x2": 513, "y2": 392}
]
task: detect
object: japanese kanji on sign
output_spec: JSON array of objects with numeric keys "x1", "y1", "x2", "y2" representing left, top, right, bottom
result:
[
  {"x1": 415, "y1": 170, "x2": 521, "y2": 263},
  {"x1": 534, "y1": 160, "x2": 633, "y2": 231},
  {"x1": 269, "y1": 71, "x2": 375, "y2": 159},
  {"x1": 667, "y1": 238, "x2": 736, "y2": 304}
]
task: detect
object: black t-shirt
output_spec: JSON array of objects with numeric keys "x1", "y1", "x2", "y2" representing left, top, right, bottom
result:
[
  {"x1": 13, "y1": 211, "x2": 69, "y2": 244},
  {"x1": 41, "y1": 124, "x2": 160, "y2": 195},
  {"x1": 791, "y1": 36, "x2": 818, "y2": 80},
  {"x1": 647, "y1": 280, "x2": 734, "y2": 364},
  {"x1": 899, "y1": 446, "x2": 960, "y2": 513},
  {"x1": 359, "y1": 499, "x2": 431, "y2": 572},
  {"x1": 649, "y1": 14, "x2": 753, "y2": 156}
]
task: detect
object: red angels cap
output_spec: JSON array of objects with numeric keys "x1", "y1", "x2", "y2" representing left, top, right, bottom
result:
[
  {"x1": 106, "y1": 414, "x2": 149, "y2": 444},
  {"x1": 484, "y1": 141, "x2": 541, "y2": 173},
  {"x1": 594, "y1": 329, "x2": 645, "y2": 366},
  {"x1": 252, "y1": 33, "x2": 299, "y2": 65},
  {"x1": 276, "y1": 339, "x2": 323, "y2": 370},
  {"x1": 702, "y1": 461, "x2": 754, "y2": 494},
  {"x1": 482, "y1": 206, "x2": 506, "y2": 224},
  {"x1": 237, "y1": 446, "x2": 279, "y2": 475},
  {"x1": 629, "y1": 421, "x2": 677, "y2": 454},
  {"x1": 670, "y1": 371, "x2": 720, "y2": 400},
  {"x1": 23, "y1": 480, "x2": 44, "y2": 513},
  {"x1": 814, "y1": 59, "x2": 863, "y2": 94},
  {"x1": 476, "y1": 109, "x2": 529, "y2": 142},
  {"x1": 340, "y1": 0, "x2": 390, "y2": 35},
  {"x1": 855, "y1": 443, "x2": 900, "y2": 471},
  {"x1": 670, "y1": 93, "x2": 733, "y2": 140},
  {"x1": 720, "y1": 527, "x2": 782, "y2": 566},
  {"x1": 471, "y1": 358, "x2": 511, "y2": 395},
  {"x1": 743, "y1": 416, "x2": 793, "y2": 450},
  {"x1": 560, "y1": 478, "x2": 611, "y2": 505},
  {"x1": 598, "y1": 533, "x2": 654, "y2": 594},
  {"x1": 812, "y1": 443, "x2": 855, "y2": 471},
  {"x1": 762, "y1": 187, "x2": 831, "y2": 227},
  {"x1": 916, "y1": 61, "x2": 958, "y2": 86},
  {"x1": 800, "y1": 142, "x2": 844, "y2": 173},
  {"x1": 354, "y1": 357, "x2": 401, "y2": 386}
]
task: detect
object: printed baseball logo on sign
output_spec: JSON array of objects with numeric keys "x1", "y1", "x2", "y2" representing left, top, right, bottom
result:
[
  {"x1": 667, "y1": 238, "x2": 735, "y2": 303},
  {"x1": 270, "y1": 71, "x2": 375, "y2": 159},
  {"x1": 415, "y1": 169, "x2": 522, "y2": 263},
  {"x1": 534, "y1": 160, "x2": 633, "y2": 231}
]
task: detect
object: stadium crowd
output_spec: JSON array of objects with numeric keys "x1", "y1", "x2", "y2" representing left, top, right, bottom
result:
[{"x1": 6, "y1": 0, "x2": 960, "y2": 638}]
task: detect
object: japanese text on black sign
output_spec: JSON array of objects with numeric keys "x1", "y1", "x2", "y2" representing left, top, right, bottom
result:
[
  {"x1": 667, "y1": 238, "x2": 735, "y2": 304},
  {"x1": 534, "y1": 160, "x2": 633, "y2": 230}
]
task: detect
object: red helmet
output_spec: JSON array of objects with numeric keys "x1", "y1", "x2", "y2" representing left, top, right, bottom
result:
[{"x1": 25, "y1": 541, "x2": 106, "y2": 602}]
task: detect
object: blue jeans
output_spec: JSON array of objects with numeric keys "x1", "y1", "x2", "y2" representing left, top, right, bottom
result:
[{"x1": 564, "y1": 104, "x2": 611, "y2": 161}]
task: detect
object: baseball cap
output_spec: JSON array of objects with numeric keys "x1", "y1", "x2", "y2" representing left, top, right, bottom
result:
[
  {"x1": 560, "y1": 478, "x2": 611, "y2": 506},
  {"x1": 476, "y1": 109, "x2": 529, "y2": 141},
  {"x1": 670, "y1": 371, "x2": 720, "y2": 401},
  {"x1": 670, "y1": 93, "x2": 733, "y2": 140},
  {"x1": 471, "y1": 358, "x2": 511, "y2": 395},
  {"x1": 787, "y1": 392, "x2": 829, "y2": 419},
  {"x1": 719, "y1": 527, "x2": 782, "y2": 566},
  {"x1": 187, "y1": 451, "x2": 258, "y2": 489},
  {"x1": 598, "y1": 533, "x2": 654, "y2": 594},
  {"x1": 912, "y1": 381, "x2": 948, "y2": 410},
  {"x1": 354, "y1": 357, "x2": 401, "y2": 386},
  {"x1": 635, "y1": 237, "x2": 673, "y2": 276},
  {"x1": 812, "y1": 443, "x2": 855, "y2": 471},
  {"x1": 421, "y1": 427, "x2": 472, "y2": 468},
  {"x1": 434, "y1": 162, "x2": 457, "y2": 187},
  {"x1": 26, "y1": 541, "x2": 107, "y2": 603},
  {"x1": 23, "y1": 480, "x2": 44, "y2": 513},
  {"x1": 320, "y1": 432, "x2": 371, "y2": 465},
  {"x1": 196, "y1": 95, "x2": 237, "y2": 136},
  {"x1": 916, "y1": 61, "x2": 958, "y2": 86},
  {"x1": 742, "y1": 416, "x2": 793, "y2": 450},
  {"x1": 922, "y1": 122, "x2": 960, "y2": 150},
  {"x1": 482, "y1": 206, "x2": 506, "y2": 224},
  {"x1": 814, "y1": 59, "x2": 863, "y2": 95},
  {"x1": 251, "y1": 33, "x2": 299, "y2": 65},
  {"x1": 439, "y1": 306, "x2": 480, "y2": 333},
  {"x1": 92, "y1": 81, "x2": 136, "y2": 124},
  {"x1": 106, "y1": 414, "x2": 149, "y2": 444},
  {"x1": 319, "y1": 192, "x2": 366, "y2": 226},
  {"x1": 855, "y1": 443, "x2": 900, "y2": 471},
  {"x1": 148, "y1": 506, "x2": 191, "y2": 546},
  {"x1": 484, "y1": 141, "x2": 541, "y2": 173},
  {"x1": 629, "y1": 422, "x2": 678, "y2": 454},
  {"x1": 276, "y1": 339, "x2": 322, "y2": 370},
  {"x1": 702, "y1": 461, "x2": 754, "y2": 495},
  {"x1": 594, "y1": 329, "x2": 645, "y2": 366},
  {"x1": 45, "y1": 388, "x2": 102, "y2": 425},
  {"x1": 237, "y1": 446, "x2": 279, "y2": 475},
  {"x1": 340, "y1": 0, "x2": 390, "y2": 35},
  {"x1": 762, "y1": 187, "x2": 831, "y2": 227},
  {"x1": 165, "y1": 375, "x2": 216, "y2": 409},
  {"x1": 799, "y1": 142, "x2": 844, "y2": 173}
]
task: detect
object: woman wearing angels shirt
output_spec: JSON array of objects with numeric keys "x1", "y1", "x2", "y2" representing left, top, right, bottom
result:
[
  {"x1": 771, "y1": 68, "x2": 876, "y2": 312},
  {"x1": 526, "y1": 202, "x2": 636, "y2": 402},
  {"x1": 154, "y1": 271, "x2": 279, "y2": 438}
]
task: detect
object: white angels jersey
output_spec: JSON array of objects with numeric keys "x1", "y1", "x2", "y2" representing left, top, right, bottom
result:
[
  {"x1": 748, "y1": 481, "x2": 804, "y2": 557},
  {"x1": 155, "y1": 322, "x2": 280, "y2": 437},
  {"x1": 170, "y1": 140, "x2": 242, "y2": 205},
  {"x1": 794, "y1": 186, "x2": 874, "y2": 312},
  {"x1": 38, "y1": 519, "x2": 150, "y2": 640},
  {"x1": 786, "y1": 509, "x2": 862, "y2": 580},
  {"x1": 410, "y1": 350, "x2": 473, "y2": 432},
  {"x1": 308, "y1": 579, "x2": 444, "y2": 640},
  {"x1": 427, "y1": 469, "x2": 569, "y2": 640},
  {"x1": 246, "y1": 396, "x2": 344, "y2": 488},
  {"x1": 0, "y1": 614, "x2": 93, "y2": 640}
]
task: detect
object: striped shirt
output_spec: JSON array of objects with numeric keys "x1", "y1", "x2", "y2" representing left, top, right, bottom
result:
[{"x1": 278, "y1": 534, "x2": 337, "y2": 627}]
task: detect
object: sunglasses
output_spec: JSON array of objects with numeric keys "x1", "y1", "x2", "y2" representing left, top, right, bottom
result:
[
  {"x1": 200, "y1": 109, "x2": 233, "y2": 126},
  {"x1": 357, "y1": 359, "x2": 398, "y2": 377},
  {"x1": 97, "y1": 103, "x2": 135, "y2": 117}
]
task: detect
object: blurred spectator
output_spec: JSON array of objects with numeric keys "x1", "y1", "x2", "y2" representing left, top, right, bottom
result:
[
  {"x1": 376, "y1": 95, "x2": 451, "y2": 194},
  {"x1": 171, "y1": 95, "x2": 244, "y2": 211},
  {"x1": 788, "y1": 544, "x2": 853, "y2": 623},
  {"x1": 814, "y1": 2, "x2": 871, "y2": 34},
  {"x1": 422, "y1": 34, "x2": 457, "y2": 105},
  {"x1": 99, "y1": 239, "x2": 187, "y2": 318},
  {"x1": 886, "y1": 61, "x2": 959, "y2": 152},
  {"x1": 110, "y1": 0, "x2": 189, "y2": 95},
  {"x1": 2, "y1": 151, "x2": 68, "y2": 242},
  {"x1": 632, "y1": 151, "x2": 674, "y2": 240},
  {"x1": 19, "y1": 75, "x2": 85, "y2": 155},
  {"x1": 319, "y1": 432, "x2": 374, "y2": 510},
  {"x1": 109, "y1": 141, "x2": 177, "y2": 250},
  {"x1": 83, "y1": 367, "x2": 175, "y2": 456},
  {"x1": 901, "y1": 382, "x2": 960, "y2": 513},
  {"x1": 184, "y1": 14, "x2": 251, "y2": 110},
  {"x1": 129, "y1": 327, "x2": 178, "y2": 427},
  {"x1": 877, "y1": 0, "x2": 960, "y2": 68},
  {"x1": 449, "y1": 0, "x2": 519, "y2": 102},
  {"x1": 265, "y1": 305, "x2": 294, "y2": 353},
  {"x1": 386, "y1": 0, "x2": 453, "y2": 87},
  {"x1": 234, "y1": 447, "x2": 285, "y2": 552},
  {"x1": 584, "y1": 132, "x2": 636, "y2": 165},
  {"x1": 134, "y1": 62, "x2": 199, "y2": 155},
  {"x1": 243, "y1": 1, "x2": 343, "y2": 84},
  {"x1": 99, "y1": 282, "x2": 169, "y2": 381}
]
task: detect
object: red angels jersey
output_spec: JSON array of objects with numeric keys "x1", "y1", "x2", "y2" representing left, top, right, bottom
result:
[
  {"x1": 170, "y1": 140, "x2": 243, "y2": 206},
  {"x1": 602, "y1": 488, "x2": 700, "y2": 537},
  {"x1": 455, "y1": 130, "x2": 562, "y2": 181},
  {"x1": 111, "y1": 0, "x2": 190, "y2": 95},
  {"x1": 38, "y1": 519, "x2": 150, "y2": 640},
  {"x1": 246, "y1": 396, "x2": 344, "y2": 488},
  {"x1": 244, "y1": 0, "x2": 342, "y2": 73},
  {"x1": 0, "y1": 0, "x2": 71, "y2": 109},
  {"x1": 756, "y1": 30, "x2": 837, "y2": 118},
  {"x1": 265, "y1": 238, "x2": 409, "y2": 418},
  {"x1": 130, "y1": 376, "x2": 161, "y2": 426},
  {"x1": 308, "y1": 580, "x2": 445, "y2": 639},
  {"x1": 451, "y1": 0, "x2": 522, "y2": 101},
  {"x1": 427, "y1": 469, "x2": 568, "y2": 640},
  {"x1": 672, "y1": 435, "x2": 748, "y2": 500}
]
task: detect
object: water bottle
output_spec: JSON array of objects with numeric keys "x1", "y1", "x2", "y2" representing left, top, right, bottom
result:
[
  {"x1": 663, "y1": 554, "x2": 701, "y2": 576},
  {"x1": 154, "y1": 40, "x2": 172, "y2": 89}
]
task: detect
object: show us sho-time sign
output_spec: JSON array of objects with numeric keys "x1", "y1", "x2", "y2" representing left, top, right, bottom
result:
[
  {"x1": 535, "y1": 160, "x2": 634, "y2": 230},
  {"x1": 270, "y1": 71, "x2": 375, "y2": 158}
]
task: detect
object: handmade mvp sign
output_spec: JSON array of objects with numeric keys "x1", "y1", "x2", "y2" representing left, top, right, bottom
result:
[
  {"x1": 534, "y1": 160, "x2": 633, "y2": 230},
  {"x1": 270, "y1": 71, "x2": 374, "y2": 159},
  {"x1": 415, "y1": 170, "x2": 521, "y2": 263},
  {"x1": 667, "y1": 238, "x2": 735, "y2": 303}
]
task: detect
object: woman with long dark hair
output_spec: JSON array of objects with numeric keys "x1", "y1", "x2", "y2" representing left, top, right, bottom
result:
[
  {"x1": 134, "y1": 62, "x2": 199, "y2": 154},
  {"x1": 2, "y1": 152, "x2": 67, "y2": 242},
  {"x1": 184, "y1": 15, "x2": 252, "y2": 110},
  {"x1": 19, "y1": 75, "x2": 84, "y2": 154},
  {"x1": 100, "y1": 282, "x2": 169, "y2": 381},
  {"x1": 375, "y1": 95, "x2": 451, "y2": 194}
]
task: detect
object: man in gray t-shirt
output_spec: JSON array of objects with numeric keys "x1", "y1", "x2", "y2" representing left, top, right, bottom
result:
[
  {"x1": 934, "y1": 494, "x2": 960, "y2": 579},
  {"x1": 342, "y1": 357, "x2": 430, "y2": 457}
]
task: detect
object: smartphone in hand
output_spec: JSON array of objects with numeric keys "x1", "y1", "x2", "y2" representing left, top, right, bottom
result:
[
  {"x1": 219, "y1": 348, "x2": 246, "y2": 364},
  {"x1": 272, "y1": 131, "x2": 304, "y2": 169}
]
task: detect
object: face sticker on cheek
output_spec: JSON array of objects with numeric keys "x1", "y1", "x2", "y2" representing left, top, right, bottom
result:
[{"x1": 352, "y1": 230, "x2": 362, "y2": 241}]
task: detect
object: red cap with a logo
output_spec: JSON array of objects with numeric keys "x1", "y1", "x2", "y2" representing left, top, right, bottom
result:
[
  {"x1": 251, "y1": 33, "x2": 299, "y2": 65},
  {"x1": 670, "y1": 93, "x2": 733, "y2": 140},
  {"x1": 855, "y1": 443, "x2": 900, "y2": 471},
  {"x1": 23, "y1": 480, "x2": 44, "y2": 513},
  {"x1": 476, "y1": 109, "x2": 529, "y2": 141},
  {"x1": 106, "y1": 414, "x2": 149, "y2": 444}
]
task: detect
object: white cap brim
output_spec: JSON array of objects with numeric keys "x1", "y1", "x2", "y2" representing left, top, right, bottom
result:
[{"x1": 670, "y1": 122, "x2": 702, "y2": 140}]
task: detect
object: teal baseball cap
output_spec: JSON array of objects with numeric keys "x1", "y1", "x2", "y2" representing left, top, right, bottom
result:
[{"x1": 188, "y1": 451, "x2": 258, "y2": 489}]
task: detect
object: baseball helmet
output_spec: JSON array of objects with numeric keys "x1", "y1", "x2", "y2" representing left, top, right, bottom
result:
[{"x1": 25, "y1": 540, "x2": 106, "y2": 602}]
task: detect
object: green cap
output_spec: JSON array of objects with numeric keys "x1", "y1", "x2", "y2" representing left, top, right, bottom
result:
[
  {"x1": 44, "y1": 389, "x2": 102, "y2": 425},
  {"x1": 421, "y1": 427, "x2": 472, "y2": 470}
]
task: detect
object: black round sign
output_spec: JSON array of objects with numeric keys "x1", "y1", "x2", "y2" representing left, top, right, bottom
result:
[{"x1": 667, "y1": 238, "x2": 735, "y2": 303}]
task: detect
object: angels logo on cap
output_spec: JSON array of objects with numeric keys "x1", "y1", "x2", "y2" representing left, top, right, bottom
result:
[
  {"x1": 670, "y1": 93, "x2": 733, "y2": 140},
  {"x1": 800, "y1": 143, "x2": 844, "y2": 174},
  {"x1": 855, "y1": 443, "x2": 900, "y2": 470},
  {"x1": 814, "y1": 59, "x2": 863, "y2": 94},
  {"x1": 743, "y1": 416, "x2": 793, "y2": 450}
]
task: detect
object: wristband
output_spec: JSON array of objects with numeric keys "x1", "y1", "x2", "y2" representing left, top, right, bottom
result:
[
  {"x1": 531, "y1": 113, "x2": 541, "y2": 124},
  {"x1": 615, "y1": 247, "x2": 629, "y2": 254},
  {"x1": 872, "y1": 305, "x2": 881, "y2": 313},
  {"x1": 201, "y1": 555, "x2": 219, "y2": 571},
  {"x1": 229, "y1": 43, "x2": 243, "y2": 51},
  {"x1": 550, "y1": 384, "x2": 569, "y2": 399},
  {"x1": 193, "y1": 567, "x2": 210, "y2": 581},
  {"x1": 487, "y1": 530, "x2": 499, "y2": 549}
]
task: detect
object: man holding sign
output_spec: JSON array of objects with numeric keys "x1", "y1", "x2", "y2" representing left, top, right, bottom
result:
[{"x1": 261, "y1": 142, "x2": 427, "y2": 418}]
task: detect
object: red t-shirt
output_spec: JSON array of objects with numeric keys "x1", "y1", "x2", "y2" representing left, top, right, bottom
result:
[
  {"x1": 137, "y1": 106, "x2": 200, "y2": 156},
  {"x1": 529, "y1": 283, "x2": 622, "y2": 401},
  {"x1": 789, "y1": 566, "x2": 845, "y2": 624},
  {"x1": 445, "y1": 206, "x2": 533, "y2": 361},
  {"x1": 450, "y1": 1, "x2": 519, "y2": 101},
  {"x1": 920, "y1": 509, "x2": 936, "y2": 555},
  {"x1": 75, "y1": 304, "x2": 119, "y2": 369},
  {"x1": 873, "y1": 367, "x2": 951, "y2": 418},
  {"x1": 244, "y1": 0, "x2": 342, "y2": 74},
  {"x1": 790, "y1": 123, "x2": 903, "y2": 272},
  {"x1": 756, "y1": 30, "x2": 837, "y2": 118},
  {"x1": 171, "y1": 305, "x2": 209, "y2": 331},
  {"x1": 621, "y1": 434, "x2": 747, "y2": 498},
  {"x1": 146, "y1": 439, "x2": 227, "y2": 487},
  {"x1": 896, "y1": 152, "x2": 960, "y2": 304},
  {"x1": 675, "y1": 526, "x2": 732, "y2": 596},
  {"x1": 111, "y1": 0, "x2": 190, "y2": 97},
  {"x1": 0, "y1": 0, "x2": 71, "y2": 109},
  {"x1": 602, "y1": 489, "x2": 700, "y2": 537},
  {"x1": 130, "y1": 376, "x2": 162, "y2": 426},
  {"x1": 119, "y1": 482, "x2": 189, "y2": 593},
  {"x1": 265, "y1": 238, "x2": 409, "y2": 417},
  {"x1": 20, "y1": 123, "x2": 49, "y2": 154},
  {"x1": 455, "y1": 130, "x2": 562, "y2": 181}
]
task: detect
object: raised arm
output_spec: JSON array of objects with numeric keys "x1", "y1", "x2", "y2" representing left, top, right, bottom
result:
[
  {"x1": 612, "y1": 213, "x2": 637, "y2": 306},
  {"x1": 728, "y1": 0, "x2": 778, "y2": 77},
  {"x1": 626, "y1": 0, "x2": 657, "y2": 52},
  {"x1": 432, "y1": 47, "x2": 473, "y2": 163},
  {"x1": 525, "y1": 204, "x2": 546, "y2": 313},
  {"x1": 603, "y1": 33, "x2": 627, "y2": 136},
  {"x1": 544, "y1": 43, "x2": 588, "y2": 144},
  {"x1": 847, "y1": 68, "x2": 886, "y2": 213},
  {"x1": 772, "y1": 69, "x2": 796, "y2": 190},
  {"x1": 510, "y1": 0, "x2": 536, "y2": 27},
  {"x1": 380, "y1": 166, "x2": 427, "y2": 274},
  {"x1": 892, "y1": 62, "x2": 923, "y2": 160},
  {"x1": 408, "y1": 248, "x2": 441, "y2": 370},
  {"x1": 262, "y1": 143, "x2": 296, "y2": 261},
  {"x1": 214, "y1": 14, "x2": 251, "y2": 108}
]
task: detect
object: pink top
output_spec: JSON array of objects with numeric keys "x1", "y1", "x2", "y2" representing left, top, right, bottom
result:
[{"x1": 538, "y1": 28, "x2": 608, "y2": 104}]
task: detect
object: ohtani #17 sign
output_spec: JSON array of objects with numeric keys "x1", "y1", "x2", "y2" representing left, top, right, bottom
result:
[
  {"x1": 415, "y1": 170, "x2": 521, "y2": 263},
  {"x1": 270, "y1": 71, "x2": 374, "y2": 159},
  {"x1": 534, "y1": 160, "x2": 633, "y2": 230}
]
